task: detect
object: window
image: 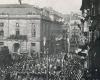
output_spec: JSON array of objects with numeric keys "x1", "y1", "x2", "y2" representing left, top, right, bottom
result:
[
  {"x1": 16, "y1": 23, "x2": 19, "y2": 27},
  {"x1": 15, "y1": 23, "x2": 20, "y2": 38},
  {"x1": 33, "y1": 30, "x2": 36, "y2": 37},
  {"x1": 31, "y1": 43, "x2": 36, "y2": 46},
  {"x1": 0, "y1": 42, "x2": 4, "y2": 45},
  {"x1": 0, "y1": 23, "x2": 4, "y2": 27},
  {"x1": 0, "y1": 30, "x2": 4, "y2": 36},
  {"x1": 31, "y1": 23, "x2": 36, "y2": 37},
  {"x1": 13, "y1": 43, "x2": 20, "y2": 52},
  {"x1": 16, "y1": 30, "x2": 20, "y2": 36}
]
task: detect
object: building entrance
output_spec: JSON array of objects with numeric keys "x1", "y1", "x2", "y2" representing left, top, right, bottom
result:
[{"x1": 13, "y1": 43, "x2": 20, "y2": 52}]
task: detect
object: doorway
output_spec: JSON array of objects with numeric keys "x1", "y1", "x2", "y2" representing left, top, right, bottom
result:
[{"x1": 13, "y1": 43, "x2": 20, "y2": 52}]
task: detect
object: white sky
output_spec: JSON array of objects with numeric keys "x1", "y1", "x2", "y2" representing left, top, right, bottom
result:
[{"x1": 0, "y1": 0, "x2": 82, "y2": 14}]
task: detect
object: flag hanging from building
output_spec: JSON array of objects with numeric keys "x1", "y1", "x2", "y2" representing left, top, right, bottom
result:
[
  {"x1": 43, "y1": 37, "x2": 46, "y2": 46},
  {"x1": 19, "y1": 0, "x2": 22, "y2": 5}
]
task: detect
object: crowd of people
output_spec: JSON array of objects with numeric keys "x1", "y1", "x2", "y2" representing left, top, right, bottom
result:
[{"x1": 0, "y1": 52, "x2": 84, "y2": 80}]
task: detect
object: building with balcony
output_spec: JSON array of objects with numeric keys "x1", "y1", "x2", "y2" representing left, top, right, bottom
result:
[
  {"x1": 0, "y1": 4, "x2": 64, "y2": 56},
  {"x1": 81, "y1": 0, "x2": 100, "y2": 79}
]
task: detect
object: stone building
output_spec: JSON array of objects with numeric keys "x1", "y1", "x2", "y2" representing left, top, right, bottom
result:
[
  {"x1": 81, "y1": 0, "x2": 100, "y2": 79},
  {"x1": 0, "y1": 4, "x2": 64, "y2": 55}
]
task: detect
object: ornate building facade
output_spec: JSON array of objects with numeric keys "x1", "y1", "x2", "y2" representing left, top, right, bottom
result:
[{"x1": 0, "y1": 4, "x2": 64, "y2": 56}]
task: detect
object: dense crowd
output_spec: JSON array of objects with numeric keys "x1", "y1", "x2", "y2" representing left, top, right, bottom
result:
[{"x1": 0, "y1": 52, "x2": 84, "y2": 80}]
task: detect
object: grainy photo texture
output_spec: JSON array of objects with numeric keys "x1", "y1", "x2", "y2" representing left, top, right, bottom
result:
[{"x1": 0, "y1": 0, "x2": 99, "y2": 80}]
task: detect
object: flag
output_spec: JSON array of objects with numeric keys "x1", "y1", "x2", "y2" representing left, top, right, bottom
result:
[
  {"x1": 43, "y1": 37, "x2": 46, "y2": 46},
  {"x1": 19, "y1": 0, "x2": 22, "y2": 4}
]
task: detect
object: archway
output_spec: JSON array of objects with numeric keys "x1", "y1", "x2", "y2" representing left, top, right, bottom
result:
[{"x1": 13, "y1": 43, "x2": 20, "y2": 52}]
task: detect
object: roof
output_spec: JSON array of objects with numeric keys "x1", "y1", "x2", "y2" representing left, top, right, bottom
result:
[
  {"x1": 0, "y1": 4, "x2": 64, "y2": 21},
  {"x1": 0, "y1": 4, "x2": 35, "y2": 8},
  {"x1": 0, "y1": 4, "x2": 41, "y2": 15}
]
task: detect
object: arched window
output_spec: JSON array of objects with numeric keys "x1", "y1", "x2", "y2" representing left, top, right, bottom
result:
[
  {"x1": 13, "y1": 43, "x2": 20, "y2": 52},
  {"x1": 16, "y1": 23, "x2": 19, "y2": 27}
]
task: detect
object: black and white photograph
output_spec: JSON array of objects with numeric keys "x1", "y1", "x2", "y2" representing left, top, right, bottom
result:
[{"x1": 0, "y1": 0, "x2": 99, "y2": 80}]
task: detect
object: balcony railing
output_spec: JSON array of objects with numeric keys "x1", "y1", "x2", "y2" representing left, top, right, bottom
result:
[{"x1": 7, "y1": 35, "x2": 27, "y2": 40}]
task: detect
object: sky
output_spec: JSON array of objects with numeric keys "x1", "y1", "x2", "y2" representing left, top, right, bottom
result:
[{"x1": 0, "y1": 0, "x2": 82, "y2": 14}]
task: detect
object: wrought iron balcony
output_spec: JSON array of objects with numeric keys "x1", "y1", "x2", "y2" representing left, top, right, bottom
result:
[{"x1": 7, "y1": 35, "x2": 27, "y2": 40}]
